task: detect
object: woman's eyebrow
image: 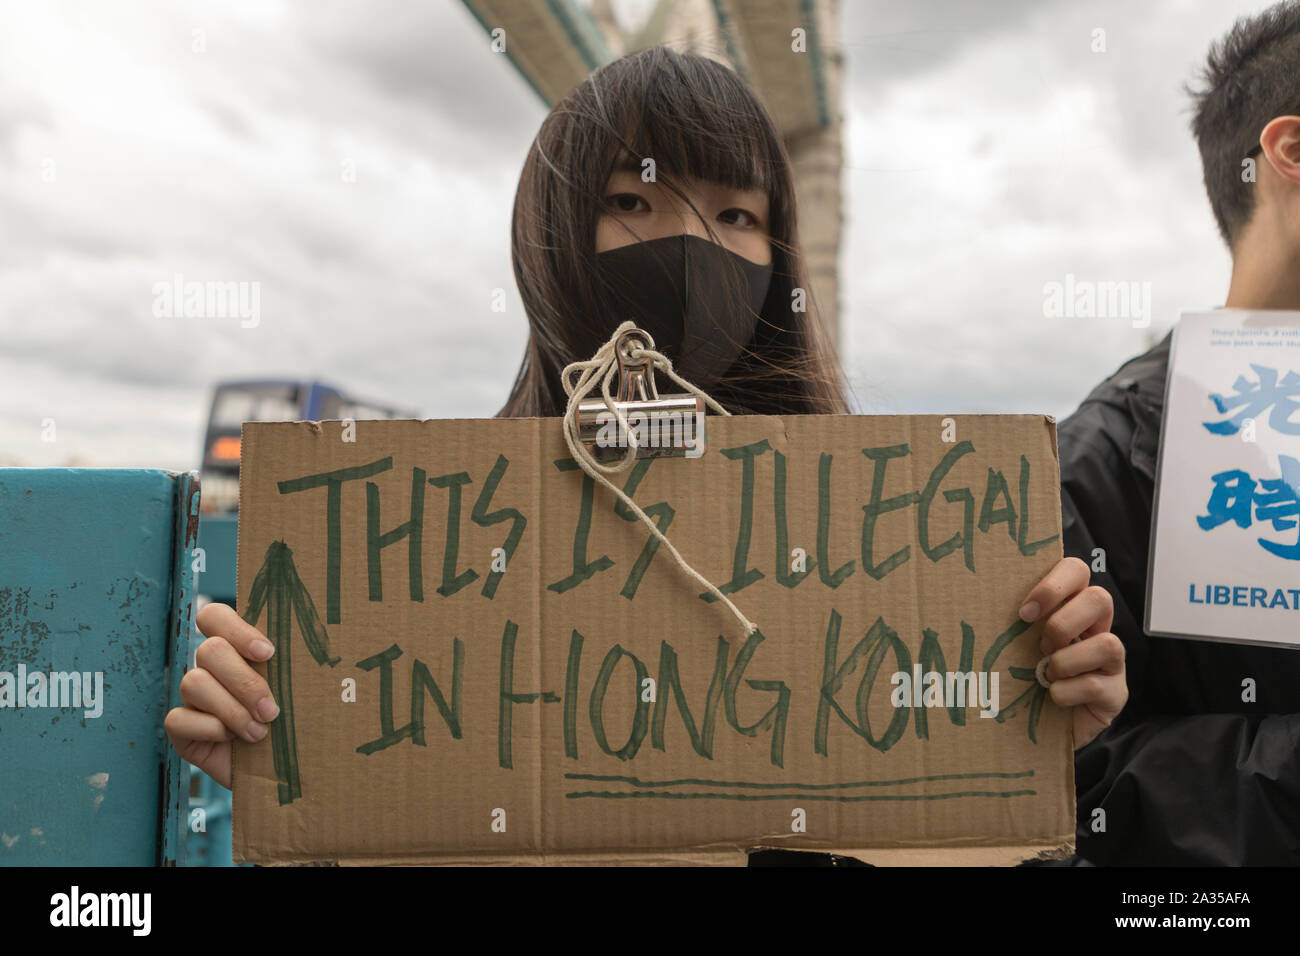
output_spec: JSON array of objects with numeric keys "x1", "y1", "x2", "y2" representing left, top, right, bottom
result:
[
  {"x1": 610, "y1": 149, "x2": 644, "y2": 174},
  {"x1": 713, "y1": 182, "x2": 766, "y2": 199}
]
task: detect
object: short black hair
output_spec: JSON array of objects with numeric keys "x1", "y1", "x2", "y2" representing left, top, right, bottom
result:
[{"x1": 1189, "y1": 0, "x2": 1300, "y2": 247}]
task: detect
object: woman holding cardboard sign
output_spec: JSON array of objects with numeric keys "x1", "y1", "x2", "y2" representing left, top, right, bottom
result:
[{"x1": 165, "y1": 47, "x2": 1126, "y2": 835}]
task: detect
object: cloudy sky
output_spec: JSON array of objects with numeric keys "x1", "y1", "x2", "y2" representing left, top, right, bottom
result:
[{"x1": 0, "y1": 0, "x2": 1277, "y2": 468}]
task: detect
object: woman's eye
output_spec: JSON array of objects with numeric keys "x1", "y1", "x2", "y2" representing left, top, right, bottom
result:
[
  {"x1": 607, "y1": 194, "x2": 649, "y2": 213},
  {"x1": 719, "y1": 208, "x2": 758, "y2": 228}
]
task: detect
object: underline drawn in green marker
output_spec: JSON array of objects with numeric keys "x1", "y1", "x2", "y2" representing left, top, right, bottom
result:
[{"x1": 561, "y1": 770, "x2": 1037, "y2": 801}]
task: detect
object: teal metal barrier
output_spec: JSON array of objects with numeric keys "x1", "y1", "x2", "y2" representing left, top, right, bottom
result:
[
  {"x1": 195, "y1": 514, "x2": 238, "y2": 606},
  {"x1": 0, "y1": 468, "x2": 199, "y2": 865},
  {"x1": 182, "y1": 765, "x2": 235, "y2": 867}
]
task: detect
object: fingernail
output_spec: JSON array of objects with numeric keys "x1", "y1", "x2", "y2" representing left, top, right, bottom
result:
[
  {"x1": 257, "y1": 697, "x2": 280, "y2": 721},
  {"x1": 246, "y1": 721, "x2": 267, "y2": 741},
  {"x1": 1019, "y1": 601, "x2": 1040, "y2": 623},
  {"x1": 1039, "y1": 638, "x2": 1049, "y2": 655},
  {"x1": 251, "y1": 639, "x2": 274, "y2": 659}
]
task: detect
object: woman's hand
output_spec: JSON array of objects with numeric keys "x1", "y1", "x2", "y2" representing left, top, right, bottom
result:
[
  {"x1": 1018, "y1": 557, "x2": 1128, "y2": 750},
  {"x1": 164, "y1": 603, "x2": 278, "y2": 789}
]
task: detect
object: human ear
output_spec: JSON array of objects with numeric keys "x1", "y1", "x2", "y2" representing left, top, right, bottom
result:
[{"x1": 1259, "y1": 115, "x2": 1300, "y2": 186}]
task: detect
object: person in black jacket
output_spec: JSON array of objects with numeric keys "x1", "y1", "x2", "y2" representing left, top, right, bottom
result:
[{"x1": 1065, "y1": 0, "x2": 1300, "y2": 865}]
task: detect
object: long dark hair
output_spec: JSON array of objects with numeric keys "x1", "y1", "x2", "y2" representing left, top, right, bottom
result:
[{"x1": 497, "y1": 45, "x2": 849, "y2": 418}]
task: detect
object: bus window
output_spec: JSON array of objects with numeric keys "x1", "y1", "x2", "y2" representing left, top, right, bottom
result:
[
  {"x1": 210, "y1": 384, "x2": 300, "y2": 430},
  {"x1": 201, "y1": 382, "x2": 301, "y2": 514}
]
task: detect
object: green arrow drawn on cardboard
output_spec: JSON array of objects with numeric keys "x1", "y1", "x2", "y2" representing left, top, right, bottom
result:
[{"x1": 242, "y1": 540, "x2": 341, "y2": 806}]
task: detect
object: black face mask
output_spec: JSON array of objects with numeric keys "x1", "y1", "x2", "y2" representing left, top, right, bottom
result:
[{"x1": 593, "y1": 234, "x2": 774, "y2": 389}]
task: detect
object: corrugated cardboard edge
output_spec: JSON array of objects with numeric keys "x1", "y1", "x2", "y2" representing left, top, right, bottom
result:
[
  {"x1": 809, "y1": 843, "x2": 1075, "y2": 867},
  {"x1": 246, "y1": 840, "x2": 1076, "y2": 867},
  {"x1": 1042, "y1": 414, "x2": 1077, "y2": 847}
]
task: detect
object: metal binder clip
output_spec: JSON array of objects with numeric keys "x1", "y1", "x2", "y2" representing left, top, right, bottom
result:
[{"x1": 574, "y1": 327, "x2": 706, "y2": 460}]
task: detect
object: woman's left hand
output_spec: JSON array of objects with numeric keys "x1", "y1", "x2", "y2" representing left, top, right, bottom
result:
[{"x1": 1018, "y1": 557, "x2": 1128, "y2": 750}]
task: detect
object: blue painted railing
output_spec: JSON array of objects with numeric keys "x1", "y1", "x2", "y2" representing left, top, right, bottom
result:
[{"x1": 0, "y1": 469, "x2": 199, "y2": 865}]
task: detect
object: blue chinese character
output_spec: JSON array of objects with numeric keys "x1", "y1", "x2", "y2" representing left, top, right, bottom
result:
[
  {"x1": 1197, "y1": 469, "x2": 1257, "y2": 530},
  {"x1": 1203, "y1": 364, "x2": 1300, "y2": 435},
  {"x1": 1254, "y1": 454, "x2": 1300, "y2": 559}
]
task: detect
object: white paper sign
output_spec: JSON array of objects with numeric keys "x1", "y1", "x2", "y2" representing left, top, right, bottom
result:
[{"x1": 1147, "y1": 311, "x2": 1300, "y2": 649}]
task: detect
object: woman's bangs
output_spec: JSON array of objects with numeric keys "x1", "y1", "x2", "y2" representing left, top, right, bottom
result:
[{"x1": 604, "y1": 75, "x2": 775, "y2": 195}]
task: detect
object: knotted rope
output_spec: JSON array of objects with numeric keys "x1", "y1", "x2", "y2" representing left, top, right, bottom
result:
[{"x1": 560, "y1": 320, "x2": 758, "y2": 636}]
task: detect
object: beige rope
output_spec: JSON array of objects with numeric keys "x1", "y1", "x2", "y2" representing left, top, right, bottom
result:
[{"x1": 560, "y1": 321, "x2": 758, "y2": 636}]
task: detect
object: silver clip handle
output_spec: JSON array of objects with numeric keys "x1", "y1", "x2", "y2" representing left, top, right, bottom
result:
[
  {"x1": 613, "y1": 328, "x2": 659, "y2": 403},
  {"x1": 577, "y1": 326, "x2": 705, "y2": 460}
]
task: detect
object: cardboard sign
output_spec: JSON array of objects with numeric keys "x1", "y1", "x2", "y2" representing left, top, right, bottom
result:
[
  {"x1": 232, "y1": 415, "x2": 1072, "y2": 865},
  {"x1": 1148, "y1": 310, "x2": 1300, "y2": 649}
]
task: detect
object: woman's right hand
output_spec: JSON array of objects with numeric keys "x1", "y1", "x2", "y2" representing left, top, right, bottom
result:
[{"x1": 164, "y1": 602, "x2": 279, "y2": 789}]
